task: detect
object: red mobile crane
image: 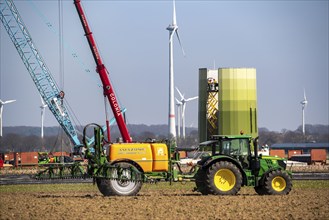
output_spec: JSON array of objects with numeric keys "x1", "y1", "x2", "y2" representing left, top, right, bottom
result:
[{"x1": 74, "y1": 0, "x2": 132, "y2": 143}]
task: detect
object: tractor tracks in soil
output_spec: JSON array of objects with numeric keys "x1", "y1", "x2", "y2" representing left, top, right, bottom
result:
[{"x1": 0, "y1": 172, "x2": 329, "y2": 185}]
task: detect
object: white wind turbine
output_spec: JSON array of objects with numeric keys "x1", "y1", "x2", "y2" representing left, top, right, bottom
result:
[
  {"x1": 176, "y1": 87, "x2": 198, "y2": 139},
  {"x1": 167, "y1": 0, "x2": 185, "y2": 140},
  {"x1": 300, "y1": 89, "x2": 308, "y2": 135},
  {"x1": 0, "y1": 99, "x2": 16, "y2": 137},
  {"x1": 40, "y1": 96, "x2": 48, "y2": 138}
]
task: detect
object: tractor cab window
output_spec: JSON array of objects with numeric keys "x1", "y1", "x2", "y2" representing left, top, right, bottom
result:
[{"x1": 221, "y1": 139, "x2": 250, "y2": 156}]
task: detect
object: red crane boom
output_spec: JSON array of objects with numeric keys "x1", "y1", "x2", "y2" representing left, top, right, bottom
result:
[{"x1": 74, "y1": 0, "x2": 132, "y2": 143}]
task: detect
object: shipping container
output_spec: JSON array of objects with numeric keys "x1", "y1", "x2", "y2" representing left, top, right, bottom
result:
[
  {"x1": 288, "y1": 150, "x2": 303, "y2": 159},
  {"x1": 19, "y1": 152, "x2": 39, "y2": 165},
  {"x1": 51, "y1": 152, "x2": 70, "y2": 157},
  {"x1": 178, "y1": 151, "x2": 187, "y2": 159},
  {"x1": 311, "y1": 149, "x2": 327, "y2": 164},
  {"x1": 269, "y1": 149, "x2": 285, "y2": 158},
  {"x1": 4, "y1": 152, "x2": 14, "y2": 162},
  {"x1": 271, "y1": 143, "x2": 329, "y2": 154}
]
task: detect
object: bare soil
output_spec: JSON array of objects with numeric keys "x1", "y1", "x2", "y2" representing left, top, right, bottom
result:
[
  {"x1": 1, "y1": 164, "x2": 329, "y2": 175},
  {"x1": 1, "y1": 183, "x2": 329, "y2": 220}
]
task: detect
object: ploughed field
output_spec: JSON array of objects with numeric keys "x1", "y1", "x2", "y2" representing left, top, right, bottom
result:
[{"x1": 1, "y1": 181, "x2": 329, "y2": 220}]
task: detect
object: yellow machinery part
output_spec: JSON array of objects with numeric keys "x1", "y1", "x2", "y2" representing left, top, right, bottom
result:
[
  {"x1": 271, "y1": 176, "x2": 286, "y2": 192},
  {"x1": 214, "y1": 169, "x2": 236, "y2": 192},
  {"x1": 110, "y1": 143, "x2": 168, "y2": 172},
  {"x1": 151, "y1": 143, "x2": 169, "y2": 172}
]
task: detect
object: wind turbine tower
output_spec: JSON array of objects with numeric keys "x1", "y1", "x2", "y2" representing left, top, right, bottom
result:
[
  {"x1": 300, "y1": 89, "x2": 308, "y2": 135},
  {"x1": 0, "y1": 99, "x2": 16, "y2": 137},
  {"x1": 40, "y1": 96, "x2": 48, "y2": 138},
  {"x1": 176, "y1": 87, "x2": 198, "y2": 139},
  {"x1": 166, "y1": 0, "x2": 185, "y2": 140}
]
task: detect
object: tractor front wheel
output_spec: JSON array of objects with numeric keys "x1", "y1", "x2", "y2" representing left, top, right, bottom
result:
[
  {"x1": 263, "y1": 170, "x2": 292, "y2": 195},
  {"x1": 206, "y1": 161, "x2": 242, "y2": 195}
]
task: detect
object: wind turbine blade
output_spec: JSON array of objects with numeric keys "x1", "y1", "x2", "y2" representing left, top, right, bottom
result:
[
  {"x1": 175, "y1": 87, "x2": 184, "y2": 99},
  {"x1": 182, "y1": 103, "x2": 186, "y2": 117},
  {"x1": 303, "y1": 89, "x2": 307, "y2": 101},
  {"x1": 172, "y1": 0, "x2": 177, "y2": 25},
  {"x1": 186, "y1": 96, "x2": 198, "y2": 102},
  {"x1": 175, "y1": 98, "x2": 181, "y2": 104},
  {"x1": 3, "y1": 100, "x2": 16, "y2": 104},
  {"x1": 169, "y1": 29, "x2": 175, "y2": 43},
  {"x1": 41, "y1": 112, "x2": 44, "y2": 124},
  {"x1": 40, "y1": 95, "x2": 46, "y2": 106},
  {"x1": 175, "y1": 30, "x2": 185, "y2": 57}
]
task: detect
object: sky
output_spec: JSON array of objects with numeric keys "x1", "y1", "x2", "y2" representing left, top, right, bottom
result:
[{"x1": 0, "y1": 0, "x2": 328, "y2": 133}]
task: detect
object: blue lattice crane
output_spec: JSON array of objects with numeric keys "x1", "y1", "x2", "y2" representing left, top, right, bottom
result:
[{"x1": 0, "y1": 0, "x2": 81, "y2": 146}]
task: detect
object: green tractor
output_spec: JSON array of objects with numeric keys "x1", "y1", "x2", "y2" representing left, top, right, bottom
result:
[{"x1": 194, "y1": 135, "x2": 292, "y2": 195}]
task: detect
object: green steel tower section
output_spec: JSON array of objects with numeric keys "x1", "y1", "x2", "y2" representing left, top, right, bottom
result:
[
  {"x1": 199, "y1": 68, "x2": 258, "y2": 142},
  {"x1": 219, "y1": 68, "x2": 258, "y2": 138}
]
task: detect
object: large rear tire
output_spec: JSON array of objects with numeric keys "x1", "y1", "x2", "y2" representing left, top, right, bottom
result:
[
  {"x1": 206, "y1": 161, "x2": 242, "y2": 195},
  {"x1": 195, "y1": 167, "x2": 209, "y2": 195},
  {"x1": 96, "y1": 162, "x2": 142, "y2": 196},
  {"x1": 263, "y1": 170, "x2": 292, "y2": 195}
]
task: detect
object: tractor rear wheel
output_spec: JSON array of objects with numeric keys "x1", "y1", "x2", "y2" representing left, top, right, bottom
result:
[
  {"x1": 195, "y1": 167, "x2": 209, "y2": 195},
  {"x1": 263, "y1": 170, "x2": 292, "y2": 195},
  {"x1": 96, "y1": 162, "x2": 142, "y2": 196},
  {"x1": 206, "y1": 161, "x2": 242, "y2": 195}
]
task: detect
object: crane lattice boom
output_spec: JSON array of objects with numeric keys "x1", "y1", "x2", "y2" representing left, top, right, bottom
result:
[{"x1": 0, "y1": 0, "x2": 80, "y2": 146}]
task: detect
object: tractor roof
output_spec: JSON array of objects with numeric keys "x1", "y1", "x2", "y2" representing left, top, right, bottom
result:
[{"x1": 210, "y1": 135, "x2": 252, "y2": 140}]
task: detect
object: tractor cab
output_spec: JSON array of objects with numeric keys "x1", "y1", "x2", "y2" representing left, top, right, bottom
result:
[{"x1": 199, "y1": 135, "x2": 257, "y2": 170}]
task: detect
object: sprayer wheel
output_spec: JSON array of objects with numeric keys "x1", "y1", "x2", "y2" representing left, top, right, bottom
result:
[{"x1": 96, "y1": 162, "x2": 142, "y2": 196}]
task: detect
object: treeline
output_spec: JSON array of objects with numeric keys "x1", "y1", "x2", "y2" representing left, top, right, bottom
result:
[
  {"x1": 0, "y1": 125, "x2": 199, "y2": 153},
  {"x1": 259, "y1": 124, "x2": 329, "y2": 146},
  {"x1": 0, "y1": 133, "x2": 73, "y2": 153},
  {"x1": 0, "y1": 124, "x2": 328, "y2": 153}
]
